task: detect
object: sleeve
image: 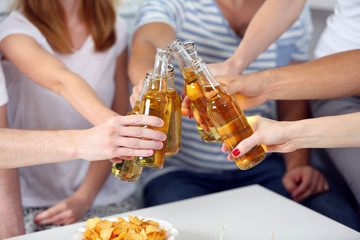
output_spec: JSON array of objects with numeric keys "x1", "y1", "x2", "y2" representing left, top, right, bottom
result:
[
  {"x1": 0, "y1": 11, "x2": 46, "y2": 44},
  {"x1": 0, "y1": 65, "x2": 8, "y2": 107},
  {"x1": 291, "y1": 4, "x2": 313, "y2": 62},
  {"x1": 133, "y1": 0, "x2": 185, "y2": 33}
]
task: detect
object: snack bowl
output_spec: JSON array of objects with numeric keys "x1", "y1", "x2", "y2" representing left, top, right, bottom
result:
[{"x1": 71, "y1": 216, "x2": 179, "y2": 240}]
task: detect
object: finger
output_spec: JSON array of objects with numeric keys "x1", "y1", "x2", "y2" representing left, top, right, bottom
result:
[
  {"x1": 34, "y1": 206, "x2": 65, "y2": 225},
  {"x1": 45, "y1": 210, "x2": 76, "y2": 226},
  {"x1": 181, "y1": 96, "x2": 192, "y2": 116},
  {"x1": 282, "y1": 175, "x2": 298, "y2": 195},
  {"x1": 117, "y1": 127, "x2": 167, "y2": 141},
  {"x1": 115, "y1": 137, "x2": 164, "y2": 150},
  {"x1": 232, "y1": 133, "x2": 264, "y2": 158},
  {"x1": 227, "y1": 153, "x2": 234, "y2": 161},
  {"x1": 116, "y1": 115, "x2": 164, "y2": 128},
  {"x1": 293, "y1": 177, "x2": 314, "y2": 202},
  {"x1": 221, "y1": 144, "x2": 229, "y2": 152},
  {"x1": 113, "y1": 148, "x2": 155, "y2": 158}
]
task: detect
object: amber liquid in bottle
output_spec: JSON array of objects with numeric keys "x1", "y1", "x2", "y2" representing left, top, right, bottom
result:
[
  {"x1": 111, "y1": 73, "x2": 152, "y2": 181},
  {"x1": 204, "y1": 85, "x2": 266, "y2": 170},
  {"x1": 112, "y1": 102, "x2": 143, "y2": 181},
  {"x1": 165, "y1": 88, "x2": 182, "y2": 156},
  {"x1": 135, "y1": 84, "x2": 171, "y2": 169},
  {"x1": 112, "y1": 160, "x2": 143, "y2": 182},
  {"x1": 182, "y1": 68, "x2": 221, "y2": 142}
]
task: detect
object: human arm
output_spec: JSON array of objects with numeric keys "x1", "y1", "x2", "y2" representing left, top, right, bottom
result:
[
  {"x1": 224, "y1": 112, "x2": 360, "y2": 155},
  {"x1": 0, "y1": 115, "x2": 167, "y2": 169},
  {"x1": 0, "y1": 104, "x2": 26, "y2": 239},
  {"x1": 208, "y1": 0, "x2": 306, "y2": 75},
  {"x1": 217, "y1": 49, "x2": 360, "y2": 110},
  {"x1": 277, "y1": 98, "x2": 329, "y2": 203},
  {"x1": 0, "y1": 34, "x2": 117, "y2": 125},
  {"x1": 128, "y1": 22, "x2": 176, "y2": 106}
]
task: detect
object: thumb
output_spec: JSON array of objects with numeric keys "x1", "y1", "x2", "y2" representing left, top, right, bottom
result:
[{"x1": 235, "y1": 132, "x2": 264, "y2": 157}]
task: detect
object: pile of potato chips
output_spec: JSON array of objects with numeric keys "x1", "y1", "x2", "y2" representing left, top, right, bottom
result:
[{"x1": 83, "y1": 216, "x2": 167, "y2": 240}]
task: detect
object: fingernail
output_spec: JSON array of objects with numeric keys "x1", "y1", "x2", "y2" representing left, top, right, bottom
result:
[
  {"x1": 232, "y1": 148, "x2": 240, "y2": 157},
  {"x1": 156, "y1": 142, "x2": 163, "y2": 149},
  {"x1": 160, "y1": 133, "x2": 167, "y2": 141}
]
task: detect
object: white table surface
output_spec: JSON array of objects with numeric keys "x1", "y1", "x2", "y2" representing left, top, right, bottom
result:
[{"x1": 7, "y1": 184, "x2": 360, "y2": 240}]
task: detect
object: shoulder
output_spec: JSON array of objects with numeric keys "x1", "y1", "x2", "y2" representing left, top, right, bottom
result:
[{"x1": 0, "y1": 11, "x2": 46, "y2": 44}]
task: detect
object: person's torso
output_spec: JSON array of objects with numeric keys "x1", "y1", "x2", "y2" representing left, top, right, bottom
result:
[
  {"x1": 315, "y1": 0, "x2": 360, "y2": 58},
  {"x1": 0, "y1": 11, "x2": 134, "y2": 207},
  {"x1": 136, "y1": 0, "x2": 312, "y2": 173}
]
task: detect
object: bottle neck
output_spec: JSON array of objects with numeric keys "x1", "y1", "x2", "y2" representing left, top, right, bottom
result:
[
  {"x1": 137, "y1": 73, "x2": 151, "y2": 102},
  {"x1": 149, "y1": 76, "x2": 168, "y2": 92},
  {"x1": 151, "y1": 48, "x2": 169, "y2": 92},
  {"x1": 168, "y1": 40, "x2": 193, "y2": 70},
  {"x1": 191, "y1": 58, "x2": 220, "y2": 88}
]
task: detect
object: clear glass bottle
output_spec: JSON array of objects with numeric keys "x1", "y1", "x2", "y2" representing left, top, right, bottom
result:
[
  {"x1": 165, "y1": 63, "x2": 182, "y2": 156},
  {"x1": 111, "y1": 73, "x2": 152, "y2": 181},
  {"x1": 135, "y1": 48, "x2": 172, "y2": 169},
  {"x1": 191, "y1": 57, "x2": 266, "y2": 170},
  {"x1": 168, "y1": 39, "x2": 218, "y2": 143}
]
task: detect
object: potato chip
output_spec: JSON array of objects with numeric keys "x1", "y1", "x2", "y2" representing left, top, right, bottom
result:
[{"x1": 82, "y1": 216, "x2": 167, "y2": 240}]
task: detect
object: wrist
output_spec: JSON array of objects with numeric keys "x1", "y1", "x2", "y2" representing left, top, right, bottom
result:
[{"x1": 227, "y1": 56, "x2": 247, "y2": 74}]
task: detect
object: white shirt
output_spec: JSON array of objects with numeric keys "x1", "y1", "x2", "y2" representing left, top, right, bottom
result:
[
  {"x1": 0, "y1": 11, "x2": 134, "y2": 207},
  {"x1": 315, "y1": 0, "x2": 360, "y2": 58},
  {"x1": 0, "y1": 64, "x2": 8, "y2": 107}
]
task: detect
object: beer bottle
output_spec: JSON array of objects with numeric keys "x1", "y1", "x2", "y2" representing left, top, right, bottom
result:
[
  {"x1": 111, "y1": 73, "x2": 151, "y2": 181},
  {"x1": 135, "y1": 48, "x2": 172, "y2": 169},
  {"x1": 168, "y1": 39, "x2": 218, "y2": 143},
  {"x1": 165, "y1": 63, "x2": 182, "y2": 156},
  {"x1": 191, "y1": 57, "x2": 266, "y2": 170}
]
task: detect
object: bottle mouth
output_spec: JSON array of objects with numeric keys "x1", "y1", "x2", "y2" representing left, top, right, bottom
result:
[
  {"x1": 167, "y1": 39, "x2": 182, "y2": 53},
  {"x1": 155, "y1": 48, "x2": 170, "y2": 59}
]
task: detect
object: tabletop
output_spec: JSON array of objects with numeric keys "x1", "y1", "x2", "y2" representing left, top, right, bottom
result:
[{"x1": 7, "y1": 184, "x2": 360, "y2": 240}]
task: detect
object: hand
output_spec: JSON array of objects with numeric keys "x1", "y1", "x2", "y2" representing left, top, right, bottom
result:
[
  {"x1": 76, "y1": 115, "x2": 167, "y2": 161},
  {"x1": 282, "y1": 166, "x2": 329, "y2": 202},
  {"x1": 216, "y1": 74, "x2": 268, "y2": 111},
  {"x1": 221, "y1": 116, "x2": 298, "y2": 160},
  {"x1": 34, "y1": 194, "x2": 91, "y2": 226},
  {"x1": 207, "y1": 58, "x2": 244, "y2": 76}
]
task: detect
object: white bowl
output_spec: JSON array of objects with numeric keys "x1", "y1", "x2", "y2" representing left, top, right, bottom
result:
[{"x1": 71, "y1": 216, "x2": 179, "y2": 240}]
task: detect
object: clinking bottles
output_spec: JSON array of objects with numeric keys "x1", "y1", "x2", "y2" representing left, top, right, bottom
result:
[
  {"x1": 165, "y1": 64, "x2": 182, "y2": 156},
  {"x1": 168, "y1": 39, "x2": 220, "y2": 143},
  {"x1": 135, "y1": 48, "x2": 171, "y2": 169},
  {"x1": 191, "y1": 57, "x2": 266, "y2": 170},
  {"x1": 111, "y1": 73, "x2": 151, "y2": 181}
]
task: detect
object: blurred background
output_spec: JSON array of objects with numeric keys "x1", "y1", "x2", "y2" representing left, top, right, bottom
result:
[{"x1": 0, "y1": 0, "x2": 337, "y2": 60}]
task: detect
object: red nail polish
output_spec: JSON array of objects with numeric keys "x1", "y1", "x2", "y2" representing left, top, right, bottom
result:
[{"x1": 232, "y1": 148, "x2": 240, "y2": 157}]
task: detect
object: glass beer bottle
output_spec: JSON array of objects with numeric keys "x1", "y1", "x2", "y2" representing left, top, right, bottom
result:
[
  {"x1": 112, "y1": 73, "x2": 151, "y2": 181},
  {"x1": 165, "y1": 63, "x2": 182, "y2": 156},
  {"x1": 135, "y1": 48, "x2": 171, "y2": 169},
  {"x1": 191, "y1": 57, "x2": 266, "y2": 170},
  {"x1": 168, "y1": 39, "x2": 217, "y2": 143}
]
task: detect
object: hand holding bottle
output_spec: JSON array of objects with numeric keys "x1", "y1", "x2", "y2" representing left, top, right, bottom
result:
[{"x1": 76, "y1": 115, "x2": 167, "y2": 162}]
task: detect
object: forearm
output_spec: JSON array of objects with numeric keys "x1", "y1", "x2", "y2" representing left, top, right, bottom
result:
[
  {"x1": 231, "y1": 0, "x2": 306, "y2": 71},
  {"x1": 1, "y1": 35, "x2": 117, "y2": 126},
  {"x1": 73, "y1": 161, "x2": 112, "y2": 205},
  {"x1": 264, "y1": 50, "x2": 360, "y2": 100},
  {"x1": 0, "y1": 169, "x2": 25, "y2": 238},
  {"x1": 291, "y1": 112, "x2": 360, "y2": 149},
  {"x1": 0, "y1": 128, "x2": 82, "y2": 168},
  {"x1": 57, "y1": 71, "x2": 118, "y2": 125},
  {"x1": 128, "y1": 23, "x2": 176, "y2": 86},
  {"x1": 277, "y1": 99, "x2": 310, "y2": 170}
]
